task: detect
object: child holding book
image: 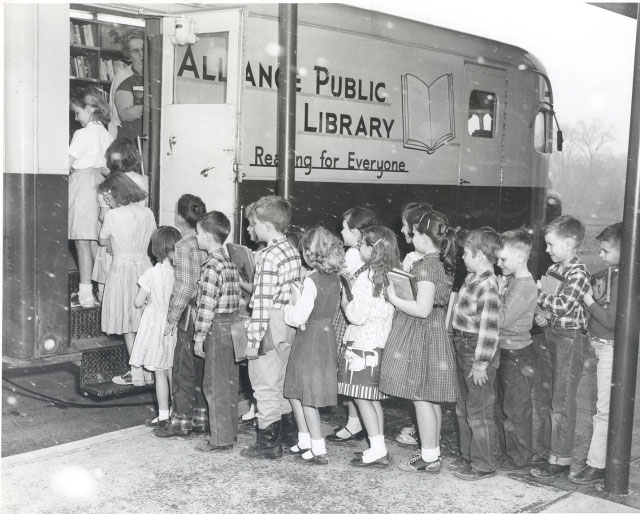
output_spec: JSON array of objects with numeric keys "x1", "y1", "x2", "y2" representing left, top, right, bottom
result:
[
  {"x1": 449, "y1": 227, "x2": 502, "y2": 481},
  {"x1": 494, "y1": 228, "x2": 538, "y2": 470},
  {"x1": 338, "y1": 226, "x2": 398, "y2": 467},
  {"x1": 569, "y1": 222, "x2": 621, "y2": 485},
  {"x1": 329, "y1": 207, "x2": 378, "y2": 443},
  {"x1": 531, "y1": 215, "x2": 591, "y2": 479},
  {"x1": 380, "y1": 208, "x2": 458, "y2": 473},
  {"x1": 283, "y1": 227, "x2": 344, "y2": 464},
  {"x1": 241, "y1": 196, "x2": 302, "y2": 460}
]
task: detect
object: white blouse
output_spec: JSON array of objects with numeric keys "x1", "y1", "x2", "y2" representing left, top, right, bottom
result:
[
  {"x1": 284, "y1": 274, "x2": 318, "y2": 328},
  {"x1": 344, "y1": 271, "x2": 394, "y2": 351}
]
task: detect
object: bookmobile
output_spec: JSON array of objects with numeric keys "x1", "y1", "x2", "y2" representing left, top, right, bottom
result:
[{"x1": 3, "y1": 3, "x2": 561, "y2": 389}]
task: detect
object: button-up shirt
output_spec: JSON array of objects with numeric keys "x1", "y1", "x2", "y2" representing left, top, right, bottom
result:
[
  {"x1": 537, "y1": 256, "x2": 590, "y2": 330},
  {"x1": 247, "y1": 236, "x2": 301, "y2": 349},
  {"x1": 452, "y1": 269, "x2": 500, "y2": 363},
  {"x1": 167, "y1": 232, "x2": 208, "y2": 325},
  {"x1": 193, "y1": 249, "x2": 241, "y2": 345}
]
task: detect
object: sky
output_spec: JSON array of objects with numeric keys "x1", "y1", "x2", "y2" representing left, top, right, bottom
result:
[{"x1": 344, "y1": 0, "x2": 638, "y2": 154}]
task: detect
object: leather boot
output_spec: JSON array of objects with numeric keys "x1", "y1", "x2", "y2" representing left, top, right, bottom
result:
[
  {"x1": 240, "y1": 421, "x2": 283, "y2": 460},
  {"x1": 280, "y1": 412, "x2": 298, "y2": 448},
  {"x1": 260, "y1": 420, "x2": 284, "y2": 459}
]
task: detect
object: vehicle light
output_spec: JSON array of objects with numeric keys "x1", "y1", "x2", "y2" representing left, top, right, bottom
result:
[{"x1": 42, "y1": 337, "x2": 57, "y2": 352}]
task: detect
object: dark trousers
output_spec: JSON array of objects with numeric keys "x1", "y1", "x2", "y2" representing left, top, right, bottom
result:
[
  {"x1": 536, "y1": 327, "x2": 585, "y2": 466},
  {"x1": 171, "y1": 321, "x2": 208, "y2": 430},
  {"x1": 495, "y1": 345, "x2": 534, "y2": 467},
  {"x1": 203, "y1": 314, "x2": 239, "y2": 446},
  {"x1": 455, "y1": 333, "x2": 499, "y2": 473}
]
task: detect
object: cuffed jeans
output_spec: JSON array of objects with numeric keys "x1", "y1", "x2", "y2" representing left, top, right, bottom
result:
[
  {"x1": 248, "y1": 340, "x2": 292, "y2": 429},
  {"x1": 586, "y1": 338, "x2": 614, "y2": 469},
  {"x1": 202, "y1": 314, "x2": 239, "y2": 447},
  {"x1": 496, "y1": 345, "x2": 534, "y2": 467},
  {"x1": 171, "y1": 321, "x2": 208, "y2": 431},
  {"x1": 455, "y1": 333, "x2": 499, "y2": 473},
  {"x1": 537, "y1": 327, "x2": 586, "y2": 466}
]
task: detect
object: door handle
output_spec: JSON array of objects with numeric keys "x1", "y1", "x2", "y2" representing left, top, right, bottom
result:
[
  {"x1": 200, "y1": 166, "x2": 215, "y2": 177},
  {"x1": 167, "y1": 136, "x2": 177, "y2": 155}
]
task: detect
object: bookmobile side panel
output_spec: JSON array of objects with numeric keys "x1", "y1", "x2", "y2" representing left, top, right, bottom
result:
[
  {"x1": 240, "y1": 16, "x2": 466, "y2": 186},
  {"x1": 236, "y1": 13, "x2": 548, "y2": 273}
]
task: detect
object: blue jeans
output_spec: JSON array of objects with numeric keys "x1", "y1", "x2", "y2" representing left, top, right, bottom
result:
[
  {"x1": 171, "y1": 321, "x2": 208, "y2": 430},
  {"x1": 455, "y1": 333, "x2": 499, "y2": 473},
  {"x1": 537, "y1": 327, "x2": 586, "y2": 466},
  {"x1": 496, "y1": 345, "x2": 534, "y2": 466},
  {"x1": 203, "y1": 314, "x2": 239, "y2": 446}
]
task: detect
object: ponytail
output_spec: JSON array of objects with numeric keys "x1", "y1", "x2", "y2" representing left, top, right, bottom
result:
[{"x1": 440, "y1": 225, "x2": 459, "y2": 276}]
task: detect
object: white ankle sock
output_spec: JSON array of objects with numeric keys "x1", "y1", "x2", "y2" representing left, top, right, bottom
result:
[
  {"x1": 421, "y1": 447, "x2": 440, "y2": 462},
  {"x1": 311, "y1": 438, "x2": 326, "y2": 456},
  {"x1": 345, "y1": 416, "x2": 362, "y2": 433},
  {"x1": 296, "y1": 432, "x2": 311, "y2": 450},
  {"x1": 159, "y1": 409, "x2": 170, "y2": 421},
  {"x1": 337, "y1": 416, "x2": 362, "y2": 438},
  {"x1": 363, "y1": 435, "x2": 386, "y2": 463},
  {"x1": 78, "y1": 283, "x2": 94, "y2": 304}
]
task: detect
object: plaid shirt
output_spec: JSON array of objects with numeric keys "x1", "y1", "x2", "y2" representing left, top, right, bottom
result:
[
  {"x1": 452, "y1": 269, "x2": 500, "y2": 363},
  {"x1": 167, "y1": 232, "x2": 208, "y2": 325},
  {"x1": 537, "y1": 256, "x2": 590, "y2": 330},
  {"x1": 193, "y1": 249, "x2": 241, "y2": 344},
  {"x1": 247, "y1": 236, "x2": 301, "y2": 348}
]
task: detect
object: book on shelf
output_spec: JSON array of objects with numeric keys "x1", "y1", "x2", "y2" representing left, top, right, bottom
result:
[
  {"x1": 82, "y1": 24, "x2": 95, "y2": 47},
  {"x1": 387, "y1": 268, "x2": 418, "y2": 301},
  {"x1": 339, "y1": 272, "x2": 353, "y2": 303},
  {"x1": 227, "y1": 244, "x2": 255, "y2": 283},
  {"x1": 401, "y1": 73, "x2": 455, "y2": 154},
  {"x1": 535, "y1": 270, "x2": 565, "y2": 319}
]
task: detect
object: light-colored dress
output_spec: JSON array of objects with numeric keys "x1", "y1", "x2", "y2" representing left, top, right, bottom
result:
[
  {"x1": 129, "y1": 260, "x2": 177, "y2": 370},
  {"x1": 100, "y1": 204, "x2": 156, "y2": 334},
  {"x1": 68, "y1": 122, "x2": 113, "y2": 240},
  {"x1": 92, "y1": 172, "x2": 149, "y2": 284}
]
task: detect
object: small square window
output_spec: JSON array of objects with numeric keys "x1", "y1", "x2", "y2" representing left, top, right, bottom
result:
[{"x1": 468, "y1": 90, "x2": 496, "y2": 138}]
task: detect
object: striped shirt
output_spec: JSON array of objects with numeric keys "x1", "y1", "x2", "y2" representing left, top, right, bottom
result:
[
  {"x1": 167, "y1": 232, "x2": 208, "y2": 325},
  {"x1": 247, "y1": 236, "x2": 302, "y2": 349},
  {"x1": 452, "y1": 269, "x2": 500, "y2": 363},
  {"x1": 537, "y1": 256, "x2": 590, "y2": 330},
  {"x1": 193, "y1": 249, "x2": 241, "y2": 345}
]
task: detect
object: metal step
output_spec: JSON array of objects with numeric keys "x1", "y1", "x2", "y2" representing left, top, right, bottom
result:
[{"x1": 79, "y1": 344, "x2": 153, "y2": 397}]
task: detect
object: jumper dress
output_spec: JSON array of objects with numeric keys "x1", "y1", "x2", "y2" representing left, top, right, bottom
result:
[
  {"x1": 379, "y1": 253, "x2": 458, "y2": 402},
  {"x1": 284, "y1": 272, "x2": 341, "y2": 407}
]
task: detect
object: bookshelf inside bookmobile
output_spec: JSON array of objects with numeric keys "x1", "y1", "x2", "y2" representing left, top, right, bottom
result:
[{"x1": 69, "y1": 12, "x2": 142, "y2": 137}]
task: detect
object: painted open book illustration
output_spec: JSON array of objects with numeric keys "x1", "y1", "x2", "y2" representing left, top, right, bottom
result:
[
  {"x1": 227, "y1": 244, "x2": 255, "y2": 283},
  {"x1": 401, "y1": 73, "x2": 455, "y2": 154}
]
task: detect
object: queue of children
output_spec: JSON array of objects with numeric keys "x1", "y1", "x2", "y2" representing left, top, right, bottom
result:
[{"x1": 68, "y1": 97, "x2": 620, "y2": 482}]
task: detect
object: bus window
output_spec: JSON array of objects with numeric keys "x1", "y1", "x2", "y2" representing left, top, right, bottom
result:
[
  {"x1": 534, "y1": 109, "x2": 551, "y2": 153},
  {"x1": 468, "y1": 90, "x2": 496, "y2": 138},
  {"x1": 174, "y1": 32, "x2": 229, "y2": 104}
]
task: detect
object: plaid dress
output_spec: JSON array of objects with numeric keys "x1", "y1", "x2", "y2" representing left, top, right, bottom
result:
[{"x1": 379, "y1": 254, "x2": 458, "y2": 402}]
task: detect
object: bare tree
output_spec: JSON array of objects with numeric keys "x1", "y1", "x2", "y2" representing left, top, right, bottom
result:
[{"x1": 573, "y1": 119, "x2": 616, "y2": 171}]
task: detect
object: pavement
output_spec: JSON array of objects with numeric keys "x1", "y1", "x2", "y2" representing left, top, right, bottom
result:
[{"x1": 3, "y1": 336, "x2": 640, "y2": 513}]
